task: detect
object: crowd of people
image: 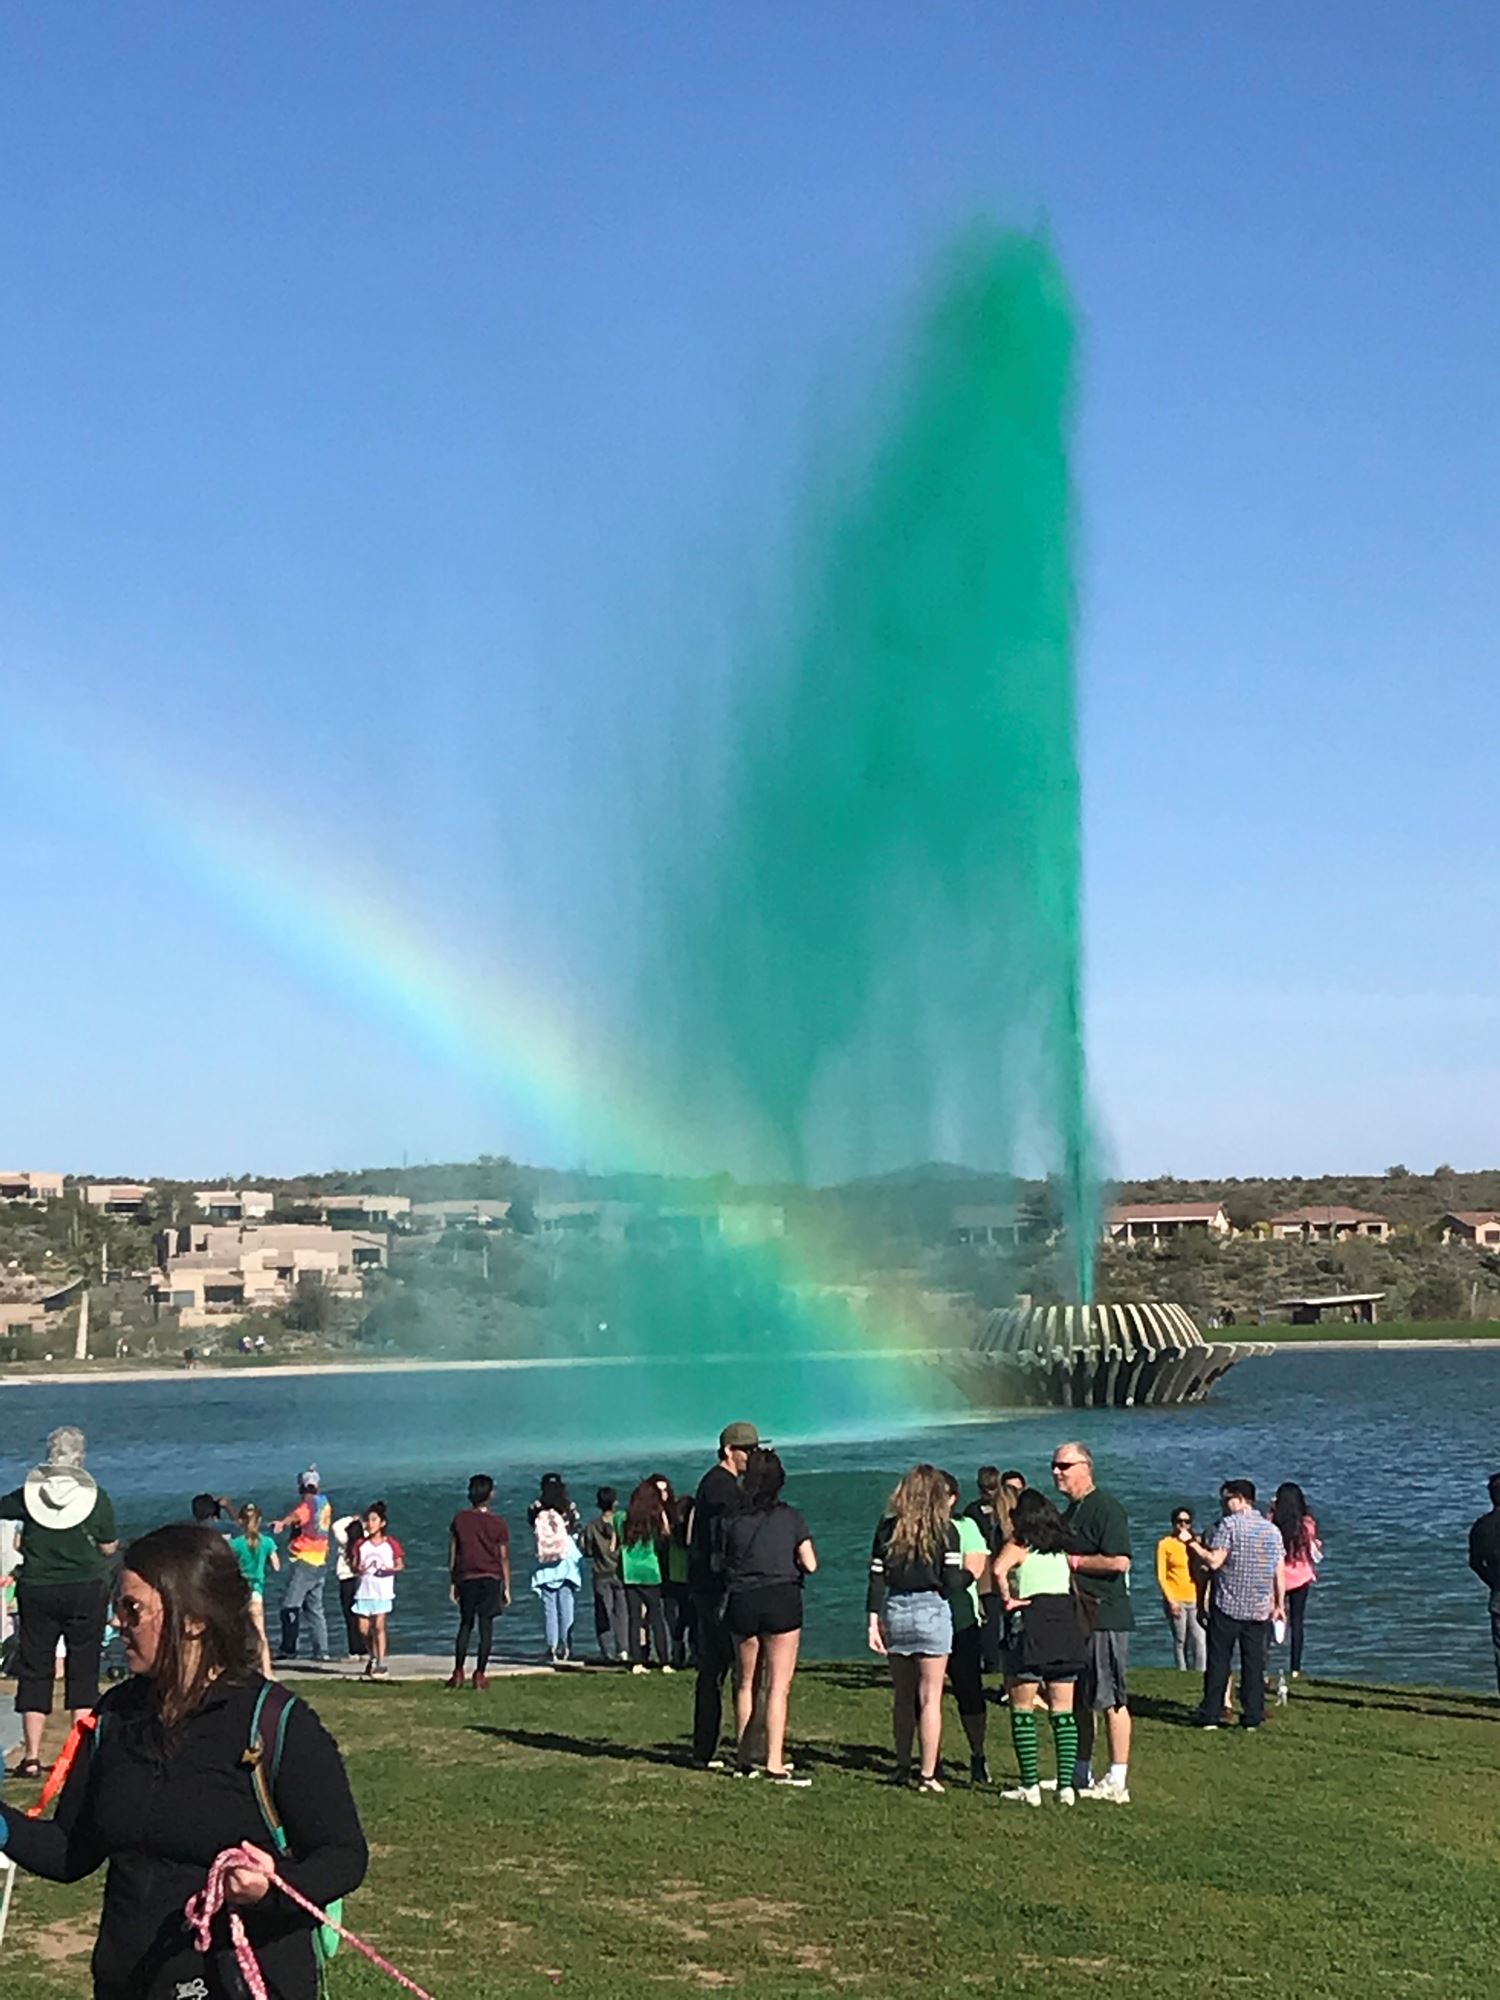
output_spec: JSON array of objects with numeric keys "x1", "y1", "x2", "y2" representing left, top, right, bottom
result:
[
  {"x1": 0, "y1": 1411, "x2": 1498, "y2": 1992},
  {"x1": 434, "y1": 1422, "x2": 1346, "y2": 1800}
]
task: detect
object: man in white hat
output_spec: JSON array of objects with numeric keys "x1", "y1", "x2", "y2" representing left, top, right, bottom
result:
[{"x1": 0, "y1": 1425, "x2": 118, "y2": 1779}]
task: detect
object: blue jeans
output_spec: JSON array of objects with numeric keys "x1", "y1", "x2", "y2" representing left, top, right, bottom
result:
[
  {"x1": 280, "y1": 1561, "x2": 329, "y2": 1658},
  {"x1": 539, "y1": 1581, "x2": 577, "y2": 1654}
]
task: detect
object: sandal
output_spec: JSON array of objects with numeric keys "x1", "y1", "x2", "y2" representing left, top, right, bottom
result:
[
  {"x1": 12, "y1": 1758, "x2": 43, "y2": 1780},
  {"x1": 915, "y1": 1774, "x2": 946, "y2": 1795}
]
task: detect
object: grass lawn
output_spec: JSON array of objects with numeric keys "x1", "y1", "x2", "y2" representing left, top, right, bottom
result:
[
  {"x1": 4, "y1": 1665, "x2": 1499, "y2": 1999},
  {"x1": 1256, "y1": 1319, "x2": 1498, "y2": 1342}
]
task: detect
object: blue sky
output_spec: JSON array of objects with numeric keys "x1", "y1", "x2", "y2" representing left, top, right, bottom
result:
[{"x1": 3, "y1": 4, "x2": 1496, "y2": 1181}]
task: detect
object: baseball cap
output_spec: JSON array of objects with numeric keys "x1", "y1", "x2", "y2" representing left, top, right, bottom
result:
[{"x1": 719, "y1": 1421, "x2": 764, "y2": 1452}]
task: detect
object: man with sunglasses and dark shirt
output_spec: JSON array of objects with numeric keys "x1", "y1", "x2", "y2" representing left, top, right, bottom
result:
[{"x1": 1052, "y1": 1440, "x2": 1133, "y2": 1803}]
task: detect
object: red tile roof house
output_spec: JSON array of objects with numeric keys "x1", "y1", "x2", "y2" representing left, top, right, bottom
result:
[
  {"x1": 1442, "y1": 1211, "x2": 1500, "y2": 1249},
  {"x1": 1269, "y1": 1205, "x2": 1391, "y2": 1243},
  {"x1": 1105, "y1": 1201, "x2": 1233, "y2": 1244}
]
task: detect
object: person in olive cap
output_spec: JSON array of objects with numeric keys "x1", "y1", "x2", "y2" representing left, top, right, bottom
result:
[
  {"x1": 1, "y1": 1425, "x2": 119, "y2": 1779},
  {"x1": 686, "y1": 1421, "x2": 762, "y2": 1767}
]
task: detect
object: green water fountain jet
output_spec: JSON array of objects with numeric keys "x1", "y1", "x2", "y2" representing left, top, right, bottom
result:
[{"x1": 655, "y1": 225, "x2": 1100, "y2": 1304}]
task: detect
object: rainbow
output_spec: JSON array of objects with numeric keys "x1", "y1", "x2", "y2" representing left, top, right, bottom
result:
[
  {"x1": 7, "y1": 691, "x2": 960, "y2": 1426},
  {"x1": 10, "y1": 691, "x2": 671, "y2": 1172}
]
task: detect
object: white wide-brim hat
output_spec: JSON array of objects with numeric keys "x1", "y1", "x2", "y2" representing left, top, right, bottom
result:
[{"x1": 23, "y1": 1465, "x2": 99, "y2": 1532}]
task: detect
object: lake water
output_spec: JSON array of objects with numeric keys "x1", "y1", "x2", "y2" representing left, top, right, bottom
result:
[{"x1": 1, "y1": 1347, "x2": 1494, "y2": 1690}]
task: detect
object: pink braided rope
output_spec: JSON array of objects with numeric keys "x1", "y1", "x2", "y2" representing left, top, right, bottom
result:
[{"x1": 184, "y1": 1846, "x2": 437, "y2": 2000}]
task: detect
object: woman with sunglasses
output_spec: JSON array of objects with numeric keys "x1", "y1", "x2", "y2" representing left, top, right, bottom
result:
[
  {"x1": 1157, "y1": 1505, "x2": 1207, "y2": 1671},
  {"x1": 0, "y1": 1523, "x2": 367, "y2": 2000}
]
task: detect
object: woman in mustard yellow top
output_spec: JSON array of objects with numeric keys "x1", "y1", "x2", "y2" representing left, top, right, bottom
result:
[{"x1": 1157, "y1": 1507, "x2": 1206, "y2": 1671}]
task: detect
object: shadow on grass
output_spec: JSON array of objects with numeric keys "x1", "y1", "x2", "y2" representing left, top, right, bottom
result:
[
  {"x1": 1291, "y1": 1683, "x2": 1496, "y2": 1725},
  {"x1": 469, "y1": 1724, "x2": 690, "y2": 1767},
  {"x1": 470, "y1": 1720, "x2": 902, "y2": 1781}
]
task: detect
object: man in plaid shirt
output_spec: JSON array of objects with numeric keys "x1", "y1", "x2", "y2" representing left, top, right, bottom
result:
[{"x1": 1187, "y1": 1479, "x2": 1286, "y2": 1731}]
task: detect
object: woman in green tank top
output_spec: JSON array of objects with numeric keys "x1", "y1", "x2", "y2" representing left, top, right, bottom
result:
[{"x1": 993, "y1": 1489, "x2": 1088, "y2": 1807}]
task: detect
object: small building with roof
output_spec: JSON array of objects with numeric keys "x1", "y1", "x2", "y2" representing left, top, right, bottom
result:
[
  {"x1": 1105, "y1": 1200, "x2": 1233, "y2": 1245},
  {"x1": 1275, "y1": 1291, "x2": 1384, "y2": 1325},
  {"x1": 1441, "y1": 1211, "x2": 1500, "y2": 1250},
  {"x1": 0, "y1": 1171, "x2": 65, "y2": 1204},
  {"x1": 1270, "y1": 1204, "x2": 1391, "y2": 1243}
]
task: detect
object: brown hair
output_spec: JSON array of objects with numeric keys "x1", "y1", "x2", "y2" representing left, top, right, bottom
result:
[
  {"x1": 885, "y1": 1463, "x2": 952, "y2": 1570},
  {"x1": 623, "y1": 1477, "x2": 667, "y2": 1548},
  {"x1": 121, "y1": 1523, "x2": 260, "y2": 1728}
]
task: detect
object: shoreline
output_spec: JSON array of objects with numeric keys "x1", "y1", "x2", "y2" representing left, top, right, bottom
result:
[
  {"x1": 2, "y1": 1335, "x2": 1497, "y2": 1389},
  {"x1": 0, "y1": 1346, "x2": 946, "y2": 1389}
]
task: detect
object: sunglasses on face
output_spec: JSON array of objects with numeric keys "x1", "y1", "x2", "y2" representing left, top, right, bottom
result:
[
  {"x1": 115, "y1": 1597, "x2": 154, "y2": 1628},
  {"x1": 1052, "y1": 1460, "x2": 1082, "y2": 1472}
]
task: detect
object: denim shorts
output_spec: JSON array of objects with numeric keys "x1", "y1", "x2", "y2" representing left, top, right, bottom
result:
[{"x1": 881, "y1": 1592, "x2": 953, "y2": 1657}]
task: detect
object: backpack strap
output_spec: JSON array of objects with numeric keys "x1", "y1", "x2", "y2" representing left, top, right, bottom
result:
[{"x1": 243, "y1": 1681, "x2": 299, "y2": 1855}]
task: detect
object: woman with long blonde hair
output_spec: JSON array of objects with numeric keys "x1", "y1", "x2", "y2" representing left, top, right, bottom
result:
[{"x1": 867, "y1": 1463, "x2": 964, "y2": 1792}]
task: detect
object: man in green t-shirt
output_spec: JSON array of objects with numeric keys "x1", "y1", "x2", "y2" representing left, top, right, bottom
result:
[
  {"x1": 1054, "y1": 1439, "x2": 1133, "y2": 1804},
  {"x1": 0, "y1": 1425, "x2": 119, "y2": 1779}
]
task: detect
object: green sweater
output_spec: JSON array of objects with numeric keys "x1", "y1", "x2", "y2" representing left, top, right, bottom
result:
[{"x1": 615, "y1": 1512, "x2": 664, "y2": 1587}]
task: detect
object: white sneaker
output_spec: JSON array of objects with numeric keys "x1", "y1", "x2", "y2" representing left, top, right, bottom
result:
[
  {"x1": 660, "y1": 1664, "x2": 676, "y2": 1675},
  {"x1": 1079, "y1": 1774, "x2": 1131, "y2": 1804},
  {"x1": 1057, "y1": 1785, "x2": 1077, "y2": 1806},
  {"x1": 630, "y1": 1663, "x2": 648, "y2": 1676},
  {"x1": 1000, "y1": 1784, "x2": 1042, "y2": 1806}
]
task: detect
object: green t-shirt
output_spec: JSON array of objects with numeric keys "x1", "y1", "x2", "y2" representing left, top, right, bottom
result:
[
  {"x1": 1063, "y1": 1487, "x2": 1134, "y2": 1632},
  {"x1": 615, "y1": 1512, "x2": 663, "y2": 1587},
  {"x1": 230, "y1": 1532, "x2": 273, "y2": 1594},
  {"x1": 0, "y1": 1487, "x2": 117, "y2": 1586},
  {"x1": 951, "y1": 1514, "x2": 986, "y2": 1633}
]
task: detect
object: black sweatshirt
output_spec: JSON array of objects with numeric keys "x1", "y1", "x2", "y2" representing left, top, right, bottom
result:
[
  {"x1": 0, "y1": 1673, "x2": 367, "y2": 2000},
  {"x1": 866, "y1": 1516, "x2": 963, "y2": 1616},
  {"x1": 1469, "y1": 1507, "x2": 1500, "y2": 1590}
]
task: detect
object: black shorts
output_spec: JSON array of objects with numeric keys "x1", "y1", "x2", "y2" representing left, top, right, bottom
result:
[
  {"x1": 456, "y1": 1576, "x2": 504, "y2": 1619},
  {"x1": 726, "y1": 1584, "x2": 803, "y2": 1637}
]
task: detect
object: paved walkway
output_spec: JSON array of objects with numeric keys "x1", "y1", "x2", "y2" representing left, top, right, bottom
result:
[{"x1": 280, "y1": 1653, "x2": 556, "y2": 1683}]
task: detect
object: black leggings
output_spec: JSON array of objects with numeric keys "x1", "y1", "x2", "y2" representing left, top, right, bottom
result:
[
  {"x1": 1286, "y1": 1582, "x2": 1310, "y2": 1674},
  {"x1": 455, "y1": 1577, "x2": 504, "y2": 1673},
  {"x1": 947, "y1": 1623, "x2": 986, "y2": 1721},
  {"x1": 627, "y1": 1584, "x2": 669, "y2": 1665}
]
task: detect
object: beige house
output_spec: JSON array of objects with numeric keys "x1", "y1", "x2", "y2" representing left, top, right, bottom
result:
[
  {"x1": 949, "y1": 1204, "x2": 1025, "y2": 1247},
  {"x1": 1, "y1": 1299, "x2": 49, "y2": 1339},
  {"x1": 152, "y1": 1221, "x2": 387, "y2": 1327},
  {"x1": 0, "y1": 1171, "x2": 65, "y2": 1204},
  {"x1": 1442, "y1": 1210, "x2": 1500, "y2": 1250},
  {"x1": 1105, "y1": 1201, "x2": 1233, "y2": 1244},
  {"x1": 82, "y1": 1182, "x2": 152, "y2": 1216},
  {"x1": 305, "y1": 1193, "x2": 411, "y2": 1227},
  {"x1": 1270, "y1": 1205, "x2": 1391, "y2": 1243},
  {"x1": 536, "y1": 1200, "x2": 638, "y2": 1242},
  {"x1": 196, "y1": 1188, "x2": 274, "y2": 1223},
  {"x1": 410, "y1": 1199, "x2": 514, "y2": 1229}
]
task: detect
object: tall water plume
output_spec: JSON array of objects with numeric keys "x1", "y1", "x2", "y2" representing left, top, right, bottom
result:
[{"x1": 649, "y1": 225, "x2": 1100, "y2": 1299}]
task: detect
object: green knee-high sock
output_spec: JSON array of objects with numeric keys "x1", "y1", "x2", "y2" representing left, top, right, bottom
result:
[
  {"x1": 1051, "y1": 1711, "x2": 1078, "y2": 1789},
  {"x1": 1009, "y1": 1709, "x2": 1039, "y2": 1787}
]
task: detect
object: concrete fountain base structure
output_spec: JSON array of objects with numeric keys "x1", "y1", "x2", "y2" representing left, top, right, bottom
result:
[{"x1": 941, "y1": 1300, "x2": 1274, "y2": 1410}]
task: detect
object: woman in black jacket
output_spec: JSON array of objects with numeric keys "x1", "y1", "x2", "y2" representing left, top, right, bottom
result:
[{"x1": 0, "y1": 1523, "x2": 368, "y2": 2000}]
